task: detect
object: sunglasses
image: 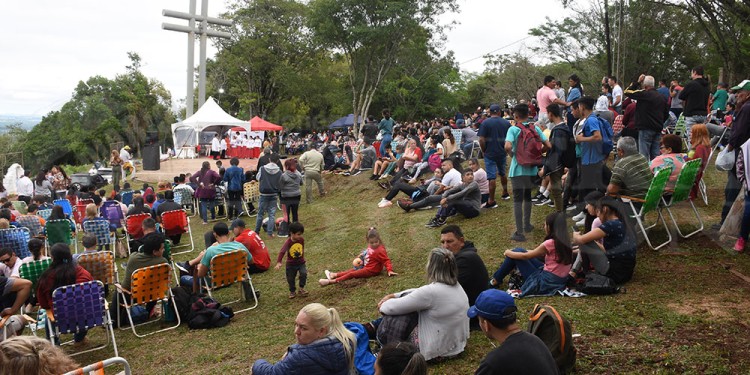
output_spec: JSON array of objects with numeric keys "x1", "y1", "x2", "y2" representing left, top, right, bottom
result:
[{"x1": 0, "y1": 257, "x2": 11, "y2": 264}]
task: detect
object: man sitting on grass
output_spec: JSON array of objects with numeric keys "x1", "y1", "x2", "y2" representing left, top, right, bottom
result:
[
  {"x1": 395, "y1": 159, "x2": 462, "y2": 211},
  {"x1": 179, "y1": 222, "x2": 252, "y2": 293},
  {"x1": 425, "y1": 170, "x2": 481, "y2": 228}
]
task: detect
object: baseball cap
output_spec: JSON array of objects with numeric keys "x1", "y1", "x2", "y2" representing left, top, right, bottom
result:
[
  {"x1": 467, "y1": 289, "x2": 517, "y2": 320},
  {"x1": 489, "y1": 104, "x2": 501, "y2": 113},
  {"x1": 731, "y1": 79, "x2": 750, "y2": 91},
  {"x1": 230, "y1": 218, "x2": 246, "y2": 230},
  {"x1": 124, "y1": 145, "x2": 131, "y2": 150}
]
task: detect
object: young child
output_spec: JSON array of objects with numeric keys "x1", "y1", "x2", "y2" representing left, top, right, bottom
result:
[
  {"x1": 489, "y1": 212, "x2": 573, "y2": 297},
  {"x1": 319, "y1": 227, "x2": 397, "y2": 286},
  {"x1": 275, "y1": 222, "x2": 308, "y2": 298}
]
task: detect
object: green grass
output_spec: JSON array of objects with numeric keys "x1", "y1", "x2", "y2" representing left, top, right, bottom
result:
[{"x1": 68, "y1": 161, "x2": 750, "y2": 374}]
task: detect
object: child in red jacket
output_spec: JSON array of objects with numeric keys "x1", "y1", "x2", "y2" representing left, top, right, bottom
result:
[{"x1": 319, "y1": 227, "x2": 397, "y2": 286}]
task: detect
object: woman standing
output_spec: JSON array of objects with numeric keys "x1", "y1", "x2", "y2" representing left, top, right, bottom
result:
[
  {"x1": 252, "y1": 303, "x2": 356, "y2": 375},
  {"x1": 50, "y1": 165, "x2": 70, "y2": 200},
  {"x1": 33, "y1": 171, "x2": 54, "y2": 201},
  {"x1": 110, "y1": 150, "x2": 123, "y2": 189},
  {"x1": 190, "y1": 161, "x2": 221, "y2": 224},
  {"x1": 279, "y1": 158, "x2": 303, "y2": 223}
]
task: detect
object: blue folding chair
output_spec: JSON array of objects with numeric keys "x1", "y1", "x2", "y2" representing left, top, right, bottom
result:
[
  {"x1": 17, "y1": 215, "x2": 45, "y2": 237},
  {"x1": 83, "y1": 220, "x2": 115, "y2": 252},
  {"x1": 53, "y1": 199, "x2": 74, "y2": 218},
  {"x1": 120, "y1": 190, "x2": 134, "y2": 206},
  {"x1": 0, "y1": 227, "x2": 32, "y2": 259},
  {"x1": 47, "y1": 281, "x2": 118, "y2": 357},
  {"x1": 38, "y1": 209, "x2": 52, "y2": 221}
]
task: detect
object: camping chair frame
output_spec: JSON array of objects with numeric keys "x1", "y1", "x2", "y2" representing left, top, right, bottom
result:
[
  {"x1": 124, "y1": 213, "x2": 151, "y2": 252},
  {"x1": 212, "y1": 186, "x2": 228, "y2": 221},
  {"x1": 173, "y1": 188, "x2": 197, "y2": 217},
  {"x1": 114, "y1": 263, "x2": 181, "y2": 337},
  {"x1": 243, "y1": 181, "x2": 260, "y2": 217},
  {"x1": 12, "y1": 200, "x2": 28, "y2": 215},
  {"x1": 469, "y1": 140, "x2": 482, "y2": 159},
  {"x1": 621, "y1": 166, "x2": 673, "y2": 251},
  {"x1": 47, "y1": 281, "x2": 118, "y2": 357},
  {"x1": 160, "y1": 209, "x2": 194, "y2": 255},
  {"x1": 62, "y1": 356, "x2": 132, "y2": 375},
  {"x1": 661, "y1": 159, "x2": 704, "y2": 239},
  {"x1": 200, "y1": 249, "x2": 258, "y2": 314},
  {"x1": 74, "y1": 199, "x2": 95, "y2": 229},
  {"x1": 100, "y1": 201, "x2": 125, "y2": 230},
  {"x1": 45, "y1": 219, "x2": 78, "y2": 253},
  {"x1": 0, "y1": 227, "x2": 32, "y2": 259},
  {"x1": 120, "y1": 190, "x2": 134, "y2": 206}
]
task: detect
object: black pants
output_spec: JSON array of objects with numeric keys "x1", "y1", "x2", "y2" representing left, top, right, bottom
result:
[
  {"x1": 286, "y1": 203, "x2": 299, "y2": 223},
  {"x1": 386, "y1": 181, "x2": 418, "y2": 201},
  {"x1": 438, "y1": 201, "x2": 479, "y2": 219},
  {"x1": 227, "y1": 190, "x2": 243, "y2": 218}
]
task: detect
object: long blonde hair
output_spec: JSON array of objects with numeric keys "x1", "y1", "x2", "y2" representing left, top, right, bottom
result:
[
  {"x1": 0, "y1": 336, "x2": 80, "y2": 375},
  {"x1": 300, "y1": 303, "x2": 356, "y2": 370}
]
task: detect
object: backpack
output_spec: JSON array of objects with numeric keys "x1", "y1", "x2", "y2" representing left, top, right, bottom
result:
[
  {"x1": 428, "y1": 152, "x2": 442, "y2": 172},
  {"x1": 515, "y1": 123, "x2": 544, "y2": 167},
  {"x1": 187, "y1": 296, "x2": 234, "y2": 329},
  {"x1": 527, "y1": 304, "x2": 577, "y2": 374},
  {"x1": 551, "y1": 126, "x2": 576, "y2": 169},
  {"x1": 596, "y1": 116, "x2": 614, "y2": 156},
  {"x1": 580, "y1": 273, "x2": 619, "y2": 295}
]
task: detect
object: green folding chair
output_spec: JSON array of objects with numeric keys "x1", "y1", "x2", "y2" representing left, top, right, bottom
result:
[
  {"x1": 45, "y1": 219, "x2": 78, "y2": 253},
  {"x1": 621, "y1": 166, "x2": 673, "y2": 251},
  {"x1": 12, "y1": 200, "x2": 28, "y2": 215},
  {"x1": 661, "y1": 158, "x2": 704, "y2": 238},
  {"x1": 19, "y1": 258, "x2": 53, "y2": 335}
]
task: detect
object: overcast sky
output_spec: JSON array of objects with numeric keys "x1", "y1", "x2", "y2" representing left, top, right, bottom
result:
[{"x1": 0, "y1": 0, "x2": 569, "y2": 116}]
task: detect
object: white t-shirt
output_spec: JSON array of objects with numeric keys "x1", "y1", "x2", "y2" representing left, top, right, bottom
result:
[
  {"x1": 0, "y1": 259, "x2": 22, "y2": 278},
  {"x1": 16, "y1": 177, "x2": 34, "y2": 197},
  {"x1": 612, "y1": 84, "x2": 623, "y2": 106},
  {"x1": 220, "y1": 139, "x2": 227, "y2": 151},
  {"x1": 441, "y1": 168, "x2": 462, "y2": 188}
]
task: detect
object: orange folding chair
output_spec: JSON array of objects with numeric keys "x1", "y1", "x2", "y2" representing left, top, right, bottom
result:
[
  {"x1": 201, "y1": 249, "x2": 258, "y2": 314},
  {"x1": 115, "y1": 263, "x2": 180, "y2": 337}
]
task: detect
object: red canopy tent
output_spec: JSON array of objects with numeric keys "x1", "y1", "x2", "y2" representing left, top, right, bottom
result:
[{"x1": 249, "y1": 116, "x2": 283, "y2": 131}]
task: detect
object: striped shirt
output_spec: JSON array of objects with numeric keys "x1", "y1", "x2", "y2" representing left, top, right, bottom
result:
[{"x1": 610, "y1": 154, "x2": 653, "y2": 199}]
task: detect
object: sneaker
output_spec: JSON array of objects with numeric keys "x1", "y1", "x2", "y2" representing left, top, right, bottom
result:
[
  {"x1": 510, "y1": 232, "x2": 527, "y2": 242},
  {"x1": 572, "y1": 211, "x2": 586, "y2": 221},
  {"x1": 416, "y1": 205, "x2": 433, "y2": 210},
  {"x1": 547, "y1": 201, "x2": 555, "y2": 208},
  {"x1": 425, "y1": 218, "x2": 438, "y2": 227},
  {"x1": 566, "y1": 205, "x2": 579, "y2": 214},
  {"x1": 352, "y1": 170, "x2": 362, "y2": 176},
  {"x1": 319, "y1": 278, "x2": 333, "y2": 286},
  {"x1": 369, "y1": 174, "x2": 379, "y2": 180},
  {"x1": 379, "y1": 174, "x2": 390, "y2": 180},
  {"x1": 324, "y1": 270, "x2": 333, "y2": 280},
  {"x1": 397, "y1": 199, "x2": 412, "y2": 212},
  {"x1": 484, "y1": 201, "x2": 498, "y2": 209},
  {"x1": 531, "y1": 193, "x2": 543, "y2": 203},
  {"x1": 735, "y1": 238, "x2": 746, "y2": 253},
  {"x1": 575, "y1": 218, "x2": 585, "y2": 228},
  {"x1": 378, "y1": 182, "x2": 391, "y2": 190},
  {"x1": 343, "y1": 171, "x2": 351, "y2": 176},
  {"x1": 277, "y1": 232, "x2": 289, "y2": 238},
  {"x1": 535, "y1": 198, "x2": 552, "y2": 206},
  {"x1": 289, "y1": 292, "x2": 296, "y2": 299},
  {"x1": 524, "y1": 225, "x2": 534, "y2": 233},
  {"x1": 501, "y1": 193, "x2": 511, "y2": 200},
  {"x1": 427, "y1": 218, "x2": 446, "y2": 228},
  {"x1": 297, "y1": 289, "x2": 309, "y2": 296},
  {"x1": 377, "y1": 198, "x2": 392, "y2": 208}
]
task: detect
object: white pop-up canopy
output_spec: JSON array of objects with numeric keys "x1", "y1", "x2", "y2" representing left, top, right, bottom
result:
[{"x1": 171, "y1": 97, "x2": 249, "y2": 158}]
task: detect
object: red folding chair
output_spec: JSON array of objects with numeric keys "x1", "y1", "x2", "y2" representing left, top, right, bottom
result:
[
  {"x1": 160, "y1": 209, "x2": 194, "y2": 255},
  {"x1": 124, "y1": 214, "x2": 150, "y2": 254}
]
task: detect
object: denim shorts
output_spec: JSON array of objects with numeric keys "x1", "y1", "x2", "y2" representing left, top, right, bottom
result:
[{"x1": 484, "y1": 155, "x2": 507, "y2": 179}]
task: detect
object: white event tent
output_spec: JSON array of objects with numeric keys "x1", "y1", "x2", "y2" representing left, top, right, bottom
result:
[{"x1": 170, "y1": 96, "x2": 249, "y2": 158}]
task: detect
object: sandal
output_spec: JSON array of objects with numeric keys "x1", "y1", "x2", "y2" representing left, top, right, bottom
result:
[{"x1": 297, "y1": 289, "x2": 309, "y2": 296}]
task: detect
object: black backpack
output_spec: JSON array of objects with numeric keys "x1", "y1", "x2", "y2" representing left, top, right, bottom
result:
[
  {"x1": 527, "y1": 304, "x2": 576, "y2": 374},
  {"x1": 187, "y1": 296, "x2": 234, "y2": 329},
  {"x1": 581, "y1": 273, "x2": 620, "y2": 295},
  {"x1": 552, "y1": 126, "x2": 576, "y2": 169}
]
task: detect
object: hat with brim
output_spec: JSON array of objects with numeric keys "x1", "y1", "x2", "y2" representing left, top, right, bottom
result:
[
  {"x1": 467, "y1": 289, "x2": 517, "y2": 320},
  {"x1": 731, "y1": 79, "x2": 750, "y2": 91}
]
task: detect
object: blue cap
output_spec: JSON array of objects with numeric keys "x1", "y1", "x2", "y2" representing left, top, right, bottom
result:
[
  {"x1": 467, "y1": 289, "x2": 516, "y2": 320},
  {"x1": 489, "y1": 104, "x2": 501, "y2": 113}
]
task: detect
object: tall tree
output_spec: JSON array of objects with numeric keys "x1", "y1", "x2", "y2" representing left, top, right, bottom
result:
[{"x1": 308, "y1": 0, "x2": 457, "y2": 134}]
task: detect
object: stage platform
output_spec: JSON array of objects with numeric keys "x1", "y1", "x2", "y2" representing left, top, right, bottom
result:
[{"x1": 135, "y1": 156, "x2": 260, "y2": 183}]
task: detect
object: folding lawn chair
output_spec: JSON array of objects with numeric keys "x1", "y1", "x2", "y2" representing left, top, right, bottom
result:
[
  {"x1": 124, "y1": 213, "x2": 151, "y2": 250},
  {"x1": 100, "y1": 201, "x2": 125, "y2": 230},
  {"x1": 213, "y1": 186, "x2": 228, "y2": 221},
  {"x1": 120, "y1": 190, "x2": 134, "y2": 206},
  {"x1": 661, "y1": 158, "x2": 704, "y2": 239},
  {"x1": 53, "y1": 199, "x2": 74, "y2": 219},
  {"x1": 74, "y1": 199, "x2": 94, "y2": 228},
  {"x1": 62, "y1": 356, "x2": 132, "y2": 375},
  {"x1": 469, "y1": 140, "x2": 482, "y2": 159},
  {"x1": 47, "y1": 280, "x2": 118, "y2": 357},
  {"x1": 17, "y1": 215, "x2": 45, "y2": 237},
  {"x1": 83, "y1": 220, "x2": 116, "y2": 253},
  {"x1": 114, "y1": 263, "x2": 181, "y2": 337},
  {"x1": 173, "y1": 188, "x2": 196, "y2": 217},
  {"x1": 12, "y1": 200, "x2": 28, "y2": 215},
  {"x1": 77, "y1": 251, "x2": 118, "y2": 287},
  {"x1": 18, "y1": 258, "x2": 53, "y2": 335},
  {"x1": 160, "y1": 209, "x2": 194, "y2": 255},
  {"x1": 621, "y1": 166, "x2": 673, "y2": 251},
  {"x1": 201, "y1": 249, "x2": 258, "y2": 314},
  {"x1": 38, "y1": 208, "x2": 52, "y2": 221},
  {"x1": 243, "y1": 181, "x2": 260, "y2": 217},
  {"x1": 45, "y1": 219, "x2": 78, "y2": 253},
  {"x1": 0, "y1": 227, "x2": 32, "y2": 259}
]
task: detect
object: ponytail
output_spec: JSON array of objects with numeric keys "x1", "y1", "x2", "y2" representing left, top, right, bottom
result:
[{"x1": 300, "y1": 303, "x2": 356, "y2": 371}]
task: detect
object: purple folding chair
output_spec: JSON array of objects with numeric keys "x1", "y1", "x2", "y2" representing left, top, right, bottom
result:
[
  {"x1": 47, "y1": 280, "x2": 118, "y2": 357},
  {"x1": 101, "y1": 201, "x2": 125, "y2": 230}
]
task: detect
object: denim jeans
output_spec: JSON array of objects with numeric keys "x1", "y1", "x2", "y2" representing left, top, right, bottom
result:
[
  {"x1": 684, "y1": 115, "x2": 707, "y2": 145},
  {"x1": 492, "y1": 248, "x2": 543, "y2": 282},
  {"x1": 379, "y1": 134, "x2": 393, "y2": 156},
  {"x1": 638, "y1": 129, "x2": 661, "y2": 161},
  {"x1": 255, "y1": 195, "x2": 277, "y2": 235},
  {"x1": 199, "y1": 198, "x2": 215, "y2": 223}
]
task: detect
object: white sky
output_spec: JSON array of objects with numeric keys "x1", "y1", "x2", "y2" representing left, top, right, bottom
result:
[{"x1": 0, "y1": 0, "x2": 569, "y2": 116}]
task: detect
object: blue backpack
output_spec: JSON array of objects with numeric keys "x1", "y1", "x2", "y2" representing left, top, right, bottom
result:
[{"x1": 596, "y1": 116, "x2": 614, "y2": 156}]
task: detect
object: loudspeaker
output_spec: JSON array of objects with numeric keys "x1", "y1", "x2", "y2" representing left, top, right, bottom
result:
[
  {"x1": 142, "y1": 145, "x2": 160, "y2": 170},
  {"x1": 146, "y1": 131, "x2": 159, "y2": 146}
]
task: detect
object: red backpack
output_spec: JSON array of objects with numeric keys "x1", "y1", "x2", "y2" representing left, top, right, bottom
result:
[{"x1": 515, "y1": 122, "x2": 543, "y2": 167}]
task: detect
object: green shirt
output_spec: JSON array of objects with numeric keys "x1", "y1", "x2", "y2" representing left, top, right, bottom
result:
[
  {"x1": 610, "y1": 153, "x2": 653, "y2": 199},
  {"x1": 712, "y1": 89, "x2": 728, "y2": 110},
  {"x1": 122, "y1": 252, "x2": 168, "y2": 291},
  {"x1": 505, "y1": 123, "x2": 548, "y2": 178},
  {"x1": 200, "y1": 241, "x2": 252, "y2": 269}
]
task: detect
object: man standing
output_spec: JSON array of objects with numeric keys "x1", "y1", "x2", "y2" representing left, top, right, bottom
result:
[
  {"x1": 298, "y1": 143, "x2": 325, "y2": 203},
  {"x1": 720, "y1": 80, "x2": 750, "y2": 235},
  {"x1": 574, "y1": 97, "x2": 606, "y2": 214},
  {"x1": 256, "y1": 156, "x2": 282, "y2": 237},
  {"x1": 439, "y1": 225, "x2": 488, "y2": 330},
  {"x1": 607, "y1": 137, "x2": 653, "y2": 200},
  {"x1": 230, "y1": 219, "x2": 271, "y2": 274},
  {"x1": 657, "y1": 79, "x2": 671, "y2": 100},
  {"x1": 361, "y1": 115, "x2": 379, "y2": 146},
  {"x1": 624, "y1": 75, "x2": 669, "y2": 160},
  {"x1": 469, "y1": 289, "x2": 559, "y2": 375},
  {"x1": 16, "y1": 170, "x2": 33, "y2": 204},
  {"x1": 211, "y1": 133, "x2": 222, "y2": 160},
  {"x1": 609, "y1": 76, "x2": 624, "y2": 114},
  {"x1": 478, "y1": 104, "x2": 512, "y2": 208},
  {"x1": 223, "y1": 157, "x2": 246, "y2": 220},
  {"x1": 712, "y1": 82, "x2": 729, "y2": 112},
  {"x1": 678, "y1": 66, "x2": 710, "y2": 142},
  {"x1": 536, "y1": 76, "x2": 569, "y2": 130}
]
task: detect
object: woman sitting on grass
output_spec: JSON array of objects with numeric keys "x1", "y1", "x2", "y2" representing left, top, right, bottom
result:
[
  {"x1": 319, "y1": 227, "x2": 397, "y2": 286},
  {"x1": 571, "y1": 196, "x2": 637, "y2": 285},
  {"x1": 251, "y1": 303, "x2": 356, "y2": 375},
  {"x1": 489, "y1": 212, "x2": 573, "y2": 297}
]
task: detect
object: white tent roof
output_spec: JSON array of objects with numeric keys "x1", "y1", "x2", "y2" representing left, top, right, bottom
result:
[{"x1": 171, "y1": 97, "x2": 249, "y2": 155}]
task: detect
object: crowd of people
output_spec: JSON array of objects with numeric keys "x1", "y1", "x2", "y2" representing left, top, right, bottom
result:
[{"x1": 0, "y1": 67, "x2": 748, "y2": 374}]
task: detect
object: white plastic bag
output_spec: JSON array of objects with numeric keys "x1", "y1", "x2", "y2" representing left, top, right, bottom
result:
[{"x1": 715, "y1": 147, "x2": 735, "y2": 171}]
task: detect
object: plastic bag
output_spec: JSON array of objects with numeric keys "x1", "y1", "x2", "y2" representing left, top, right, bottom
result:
[{"x1": 716, "y1": 147, "x2": 735, "y2": 171}]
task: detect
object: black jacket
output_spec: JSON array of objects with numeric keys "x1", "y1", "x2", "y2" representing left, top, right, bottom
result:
[
  {"x1": 543, "y1": 122, "x2": 574, "y2": 175},
  {"x1": 679, "y1": 77, "x2": 710, "y2": 116},
  {"x1": 455, "y1": 241, "x2": 489, "y2": 306},
  {"x1": 624, "y1": 86, "x2": 669, "y2": 131}
]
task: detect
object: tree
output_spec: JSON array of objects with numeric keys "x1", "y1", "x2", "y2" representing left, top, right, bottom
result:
[{"x1": 308, "y1": 0, "x2": 457, "y2": 134}]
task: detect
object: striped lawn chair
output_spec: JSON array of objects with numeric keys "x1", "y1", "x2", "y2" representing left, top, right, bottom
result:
[
  {"x1": 17, "y1": 215, "x2": 45, "y2": 237},
  {"x1": 0, "y1": 227, "x2": 32, "y2": 259},
  {"x1": 115, "y1": 263, "x2": 180, "y2": 337},
  {"x1": 201, "y1": 249, "x2": 258, "y2": 314}
]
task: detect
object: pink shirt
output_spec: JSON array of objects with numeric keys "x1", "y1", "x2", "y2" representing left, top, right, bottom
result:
[
  {"x1": 536, "y1": 86, "x2": 558, "y2": 114},
  {"x1": 650, "y1": 153, "x2": 685, "y2": 191},
  {"x1": 542, "y1": 239, "x2": 572, "y2": 278}
]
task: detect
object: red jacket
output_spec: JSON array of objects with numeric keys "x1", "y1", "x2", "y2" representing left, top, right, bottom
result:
[
  {"x1": 37, "y1": 265, "x2": 94, "y2": 310},
  {"x1": 361, "y1": 245, "x2": 393, "y2": 274}
]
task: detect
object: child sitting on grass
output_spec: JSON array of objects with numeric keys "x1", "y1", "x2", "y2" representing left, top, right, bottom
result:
[
  {"x1": 275, "y1": 222, "x2": 308, "y2": 298},
  {"x1": 319, "y1": 227, "x2": 397, "y2": 286}
]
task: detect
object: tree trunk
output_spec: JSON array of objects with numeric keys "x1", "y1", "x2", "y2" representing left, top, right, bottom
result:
[{"x1": 604, "y1": 0, "x2": 613, "y2": 76}]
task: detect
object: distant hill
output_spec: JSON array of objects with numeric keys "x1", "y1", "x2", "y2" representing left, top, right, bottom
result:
[{"x1": 0, "y1": 115, "x2": 41, "y2": 133}]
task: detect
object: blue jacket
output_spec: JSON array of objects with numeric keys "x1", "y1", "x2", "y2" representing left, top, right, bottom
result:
[
  {"x1": 223, "y1": 165, "x2": 245, "y2": 192},
  {"x1": 251, "y1": 336, "x2": 351, "y2": 375}
]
